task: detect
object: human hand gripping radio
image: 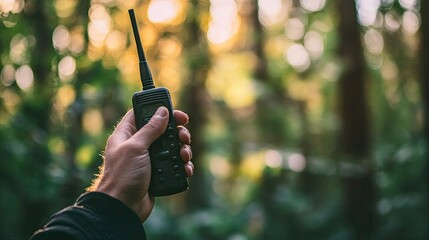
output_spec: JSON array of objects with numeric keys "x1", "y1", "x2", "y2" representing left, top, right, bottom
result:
[{"x1": 95, "y1": 9, "x2": 193, "y2": 222}]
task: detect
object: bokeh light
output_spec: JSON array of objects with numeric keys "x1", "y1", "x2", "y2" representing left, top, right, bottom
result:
[
  {"x1": 299, "y1": 0, "x2": 326, "y2": 12},
  {"x1": 287, "y1": 153, "x2": 306, "y2": 172},
  {"x1": 52, "y1": 25, "x2": 71, "y2": 53},
  {"x1": 15, "y1": 64, "x2": 34, "y2": 91},
  {"x1": 285, "y1": 18, "x2": 306, "y2": 41},
  {"x1": 285, "y1": 43, "x2": 310, "y2": 72},
  {"x1": 399, "y1": 0, "x2": 417, "y2": 10},
  {"x1": 83, "y1": 109, "x2": 104, "y2": 135},
  {"x1": 209, "y1": 156, "x2": 232, "y2": 179},
  {"x1": 224, "y1": 77, "x2": 256, "y2": 108},
  {"x1": 147, "y1": 0, "x2": 181, "y2": 24},
  {"x1": 88, "y1": 4, "x2": 112, "y2": 47},
  {"x1": 402, "y1": 11, "x2": 420, "y2": 35},
  {"x1": 265, "y1": 149, "x2": 283, "y2": 168},
  {"x1": 364, "y1": 28, "x2": 384, "y2": 55},
  {"x1": 1, "y1": 0, "x2": 15, "y2": 12},
  {"x1": 356, "y1": 0, "x2": 381, "y2": 26},
  {"x1": 0, "y1": 0, "x2": 24, "y2": 14},
  {"x1": 76, "y1": 145, "x2": 96, "y2": 167},
  {"x1": 118, "y1": 51, "x2": 139, "y2": 85},
  {"x1": 55, "y1": 85, "x2": 76, "y2": 109},
  {"x1": 258, "y1": 0, "x2": 289, "y2": 27},
  {"x1": 1, "y1": 64, "x2": 15, "y2": 86},
  {"x1": 48, "y1": 137, "x2": 66, "y2": 155},
  {"x1": 207, "y1": 0, "x2": 239, "y2": 45},
  {"x1": 304, "y1": 31, "x2": 324, "y2": 60},
  {"x1": 10, "y1": 34, "x2": 32, "y2": 65},
  {"x1": 1, "y1": 89, "x2": 21, "y2": 115},
  {"x1": 54, "y1": 0, "x2": 78, "y2": 18},
  {"x1": 158, "y1": 37, "x2": 182, "y2": 59},
  {"x1": 105, "y1": 30, "x2": 127, "y2": 51},
  {"x1": 384, "y1": 12, "x2": 401, "y2": 32},
  {"x1": 1, "y1": 2, "x2": 426, "y2": 238},
  {"x1": 156, "y1": 66, "x2": 181, "y2": 92},
  {"x1": 241, "y1": 151, "x2": 265, "y2": 180},
  {"x1": 58, "y1": 56, "x2": 77, "y2": 81},
  {"x1": 206, "y1": 54, "x2": 256, "y2": 109},
  {"x1": 381, "y1": 58, "x2": 398, "y2": 81},
  {"x1": 69, "y1": 27, "x2": 86, "y2": 54}
]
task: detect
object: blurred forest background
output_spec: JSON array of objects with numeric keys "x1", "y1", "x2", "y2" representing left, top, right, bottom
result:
[{"x1": 1, "y1": 0, "x2": 428, "y2": 239}]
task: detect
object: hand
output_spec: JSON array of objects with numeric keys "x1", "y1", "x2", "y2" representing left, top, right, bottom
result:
[{"x1": 92, "y1": 107, "x2": 193, "y2": 222}]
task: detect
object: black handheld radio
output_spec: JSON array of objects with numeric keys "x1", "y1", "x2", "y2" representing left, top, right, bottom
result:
[{"x1": 128, "y1": 9, "x2": 188, "y2": 196}]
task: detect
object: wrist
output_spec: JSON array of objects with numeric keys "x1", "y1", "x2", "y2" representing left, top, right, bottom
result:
[
  {"x1": 95, "y1": 178, "x2": 130, "y2": 208},
  {"x1": 95, "y1": 178, "x2": 152, "y2": 222}
]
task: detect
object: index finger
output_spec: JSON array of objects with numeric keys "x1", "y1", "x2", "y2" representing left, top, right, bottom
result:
[
  {"x1": 173, "y1": 110, "x2": 189, "y2": 126},
  {"x1": 106, "y1": 110, "x2": 137, "y2": 149}
]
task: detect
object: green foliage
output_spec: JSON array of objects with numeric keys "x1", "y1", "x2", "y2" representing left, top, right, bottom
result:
[{"x1": 0, "y1": 0, "x2": 428, "y2": 240}]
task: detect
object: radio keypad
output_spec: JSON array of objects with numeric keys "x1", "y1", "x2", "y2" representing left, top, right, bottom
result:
[{"x1": 154, "y1": 123, "x2": 183, "y2": 187}]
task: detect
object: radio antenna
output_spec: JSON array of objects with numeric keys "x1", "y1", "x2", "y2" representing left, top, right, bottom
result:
[{"x1": 128, "y1": 9, "x2": 154, "y2": 90}]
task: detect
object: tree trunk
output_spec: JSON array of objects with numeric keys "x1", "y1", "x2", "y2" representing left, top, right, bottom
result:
[
  {"x1": 419, "y1": 1, "x2": 429, "y2": 235},
  {"x1": 22, "y1": 0, "x2": 56, "y2": 236},
  {"x1": 248, "y1": 0, "x2": 297, "y2": 238},
  {"x1": 336, "y1": 1, "x2": 376, "y2": 239},
  {"x1": 60, "y1": 0, "x2": 91, "y2": 203},
  {"x1": 180, "y1": 0, "x2": 211, "y2": 211}
]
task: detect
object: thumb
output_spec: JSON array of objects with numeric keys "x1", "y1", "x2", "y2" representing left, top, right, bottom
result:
[{"x1": 132, "y1": 106, "x2": 169, "y2": 149}]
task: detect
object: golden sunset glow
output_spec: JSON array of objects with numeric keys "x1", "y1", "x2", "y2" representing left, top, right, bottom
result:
[{"x1": 1, "y1": 0, "x2": 427, "y2": 238}]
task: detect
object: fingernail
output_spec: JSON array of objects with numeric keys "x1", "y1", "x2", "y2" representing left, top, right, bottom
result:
[
  {"x1": 154, "y1": 106, "x2": 168, "y2": 117},
  {"x1": 188, "y1": 162, "x2": 194, "y2": 170}
]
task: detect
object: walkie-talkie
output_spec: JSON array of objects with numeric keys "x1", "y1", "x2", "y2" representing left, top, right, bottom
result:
[{"x1": 128, "y1": 9, "x2": 188, "y2": 196}]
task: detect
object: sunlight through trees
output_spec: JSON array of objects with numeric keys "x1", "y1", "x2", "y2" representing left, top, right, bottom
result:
[{"x1": 0, "y1": 0, "x2": 427, "y2": 239}]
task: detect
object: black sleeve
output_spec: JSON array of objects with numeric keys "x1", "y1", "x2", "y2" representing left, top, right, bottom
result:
[{"x1": 30, "y1": 192, "x2": 147, "y2": 240}]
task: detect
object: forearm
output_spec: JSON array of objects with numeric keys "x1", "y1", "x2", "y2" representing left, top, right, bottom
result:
[{"x1": 30, "y1": 192, "x2": 147, "y2": 240}]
